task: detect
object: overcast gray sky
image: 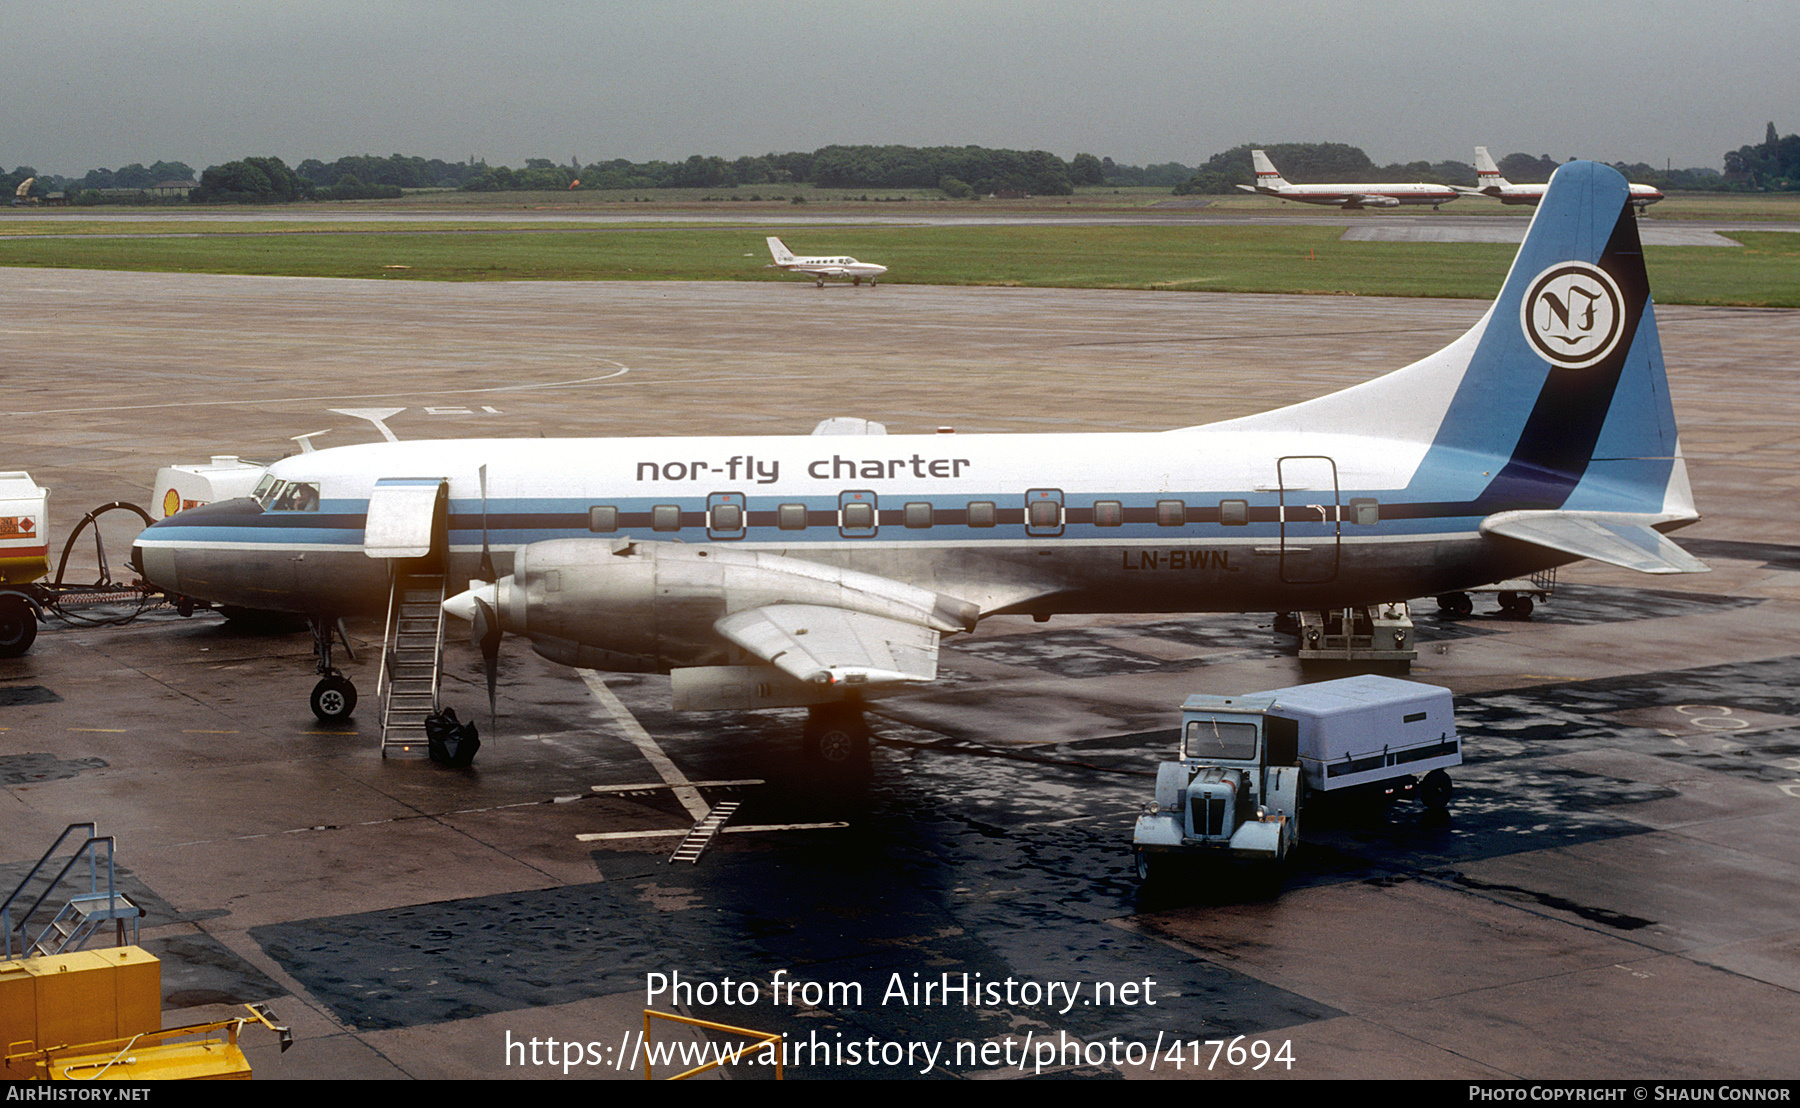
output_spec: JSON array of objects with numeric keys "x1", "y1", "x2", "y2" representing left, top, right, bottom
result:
[{"x1": 10, "y1": 0, "x2": 1792, "y2": 178}]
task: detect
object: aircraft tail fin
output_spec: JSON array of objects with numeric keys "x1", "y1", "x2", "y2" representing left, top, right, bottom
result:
[
  {"x1": 766, "y1": 236, "x2": 796, "y2": 265},
  {"x1": 1474, "y1": 145, "x2": 1508, "y2": 189},
  {"x1": 1199, "y1": 160, "x2": 1698, "y2": 555},
  {"x1": 1249, "y1": 149, "x2": 1289, "y2": 188}
]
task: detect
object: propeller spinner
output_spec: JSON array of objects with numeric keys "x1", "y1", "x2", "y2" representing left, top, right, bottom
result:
[{"x1": 445, "y1": 579, "x2": 507, "y2": 729}]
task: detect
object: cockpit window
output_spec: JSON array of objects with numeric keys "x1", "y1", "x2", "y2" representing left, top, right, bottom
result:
[{"x1": 255, "y1": 479, "x2": 321, "y2": 511}]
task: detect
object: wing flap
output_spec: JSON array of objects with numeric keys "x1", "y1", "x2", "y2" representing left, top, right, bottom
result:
[
  {"x1": 1481, "y1": 511, "x2": 1709, "y2": 575},
  {"x1": 715, "y1": 604, "x2": 939, "y2": 687}
]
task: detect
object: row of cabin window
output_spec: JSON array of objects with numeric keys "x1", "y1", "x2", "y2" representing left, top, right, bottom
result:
[{"x1": 587, "y1": 498, "x2": 1380, "y2": 533}]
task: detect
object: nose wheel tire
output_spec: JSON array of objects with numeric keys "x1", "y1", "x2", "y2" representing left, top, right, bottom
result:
[{"x1": 310, "y1": 675, "x2": 358, "y2": 722}]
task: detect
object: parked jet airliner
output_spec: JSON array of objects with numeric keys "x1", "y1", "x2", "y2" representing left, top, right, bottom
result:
[
  {"x1": 1458, "y1": 146, "x2": 1664, "y2": 212},
  {"x1": 765, "y1": 237, "x2": 887, "y2": 287},
  {"x1": 1236, "y1": 149, "x2": 1460, "y2": 209},
  {"x1": 134, "y1": 162, "x2": 1702, "y2": 761}
]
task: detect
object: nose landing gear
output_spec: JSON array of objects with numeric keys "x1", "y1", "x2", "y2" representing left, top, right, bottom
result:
[{"x1": 309, "y1": 616, "x2": 359, "y2": 722}]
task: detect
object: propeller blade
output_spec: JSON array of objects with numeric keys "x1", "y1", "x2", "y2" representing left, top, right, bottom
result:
[
  {"x1": 473, "y1": 594, "x2": 501, "y2": 729},
  {"x1": 477, "y1": 464, "x2": 496, "y2": 584}
]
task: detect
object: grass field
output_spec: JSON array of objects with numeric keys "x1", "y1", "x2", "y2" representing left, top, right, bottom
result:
[{"x1": 0, "y1": 214, "x2": 1794, "y2": 306}]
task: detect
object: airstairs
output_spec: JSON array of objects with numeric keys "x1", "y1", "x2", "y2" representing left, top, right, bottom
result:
[
  {"x1": 377, "y1": 568, "x2": 449, "y2": 756},
  {"x1": 3, "y1": 823, "x2": 142, "y2": 959}
]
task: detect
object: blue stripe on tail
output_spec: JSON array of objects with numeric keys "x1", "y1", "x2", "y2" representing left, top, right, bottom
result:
[{"x1": 1412, "y1": 161, "x2": 1678, "y2": 514}]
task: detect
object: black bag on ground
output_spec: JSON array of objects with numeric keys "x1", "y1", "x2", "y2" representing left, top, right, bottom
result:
[{"x1": 425, "y1": 706, "x2": 480, "y2": 767}]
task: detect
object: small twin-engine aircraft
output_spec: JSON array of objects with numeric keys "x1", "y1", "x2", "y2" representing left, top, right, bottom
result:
[
  {"x1": 1458, "y1": 146, "x2": 1664, "y2": 212},
  {"x1": 765, "y1": 236, "x2": 888, "y2": 287},
  {"x1": 134, "y1": 162, "x2": 1703, "y2": 761},
  {"x1": 1236, "y1": 148, "x2": 1461, "y2": 210}
]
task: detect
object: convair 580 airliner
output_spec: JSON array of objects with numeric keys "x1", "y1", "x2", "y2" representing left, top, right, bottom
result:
[{"x1": 135, "y1": 162, "x2": 1702, "y2": 759}]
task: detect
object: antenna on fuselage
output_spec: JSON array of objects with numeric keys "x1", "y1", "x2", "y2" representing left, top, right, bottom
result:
[
  {"x1": 328, "y1": 407, "x2": 405, "y2": 443},
  {"x1": 290, "y1": 429, "x2": 333, "y2": 454}
]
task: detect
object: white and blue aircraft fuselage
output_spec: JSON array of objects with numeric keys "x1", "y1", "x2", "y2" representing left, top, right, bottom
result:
[{"x1": 135, "y1": 163, "x2": 1702, "y2": 747}]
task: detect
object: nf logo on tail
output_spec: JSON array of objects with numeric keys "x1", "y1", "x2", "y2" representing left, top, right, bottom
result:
[{"x1": 1521, "y1": 262, "x2": 1625, "y2": 369}]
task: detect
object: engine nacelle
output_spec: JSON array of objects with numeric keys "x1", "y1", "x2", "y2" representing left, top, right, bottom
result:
[{"x1": 457, "y1": 538, "x2": 978, "y2": 673}]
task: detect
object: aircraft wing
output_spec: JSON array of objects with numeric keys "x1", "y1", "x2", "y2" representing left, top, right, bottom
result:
[
  {"x1": 715, "y1": 603, "x2": 940, "y2": 687},
  {"x1": 1481, "y1": 511, "x2": 1710, "y2": 575}
]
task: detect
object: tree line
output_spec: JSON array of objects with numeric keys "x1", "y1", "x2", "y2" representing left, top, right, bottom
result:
[
  {"x1": 1722, "y1": 123, "x2": 1800, "y2": 190},
  {"x1": 457, "y1": 146, "x2": 1092, "y2": 197},
  {"x1": 7, "y1": 125, "x2": 1791, "y2": 205}
]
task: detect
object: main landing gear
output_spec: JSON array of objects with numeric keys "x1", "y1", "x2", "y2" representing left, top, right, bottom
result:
[
  {"x1": 1435, "y1": 591, "x2": 1475, "y2": 618},
  {"x1": 1436, "y1": 590, "x2": 1535, "y2": 620},
  {"x1": 803, "y1": 702, "x2": 871, "y2": 767},
  {"x1": 309, "y1": 616, "x2": 358, "y2": 722},
  {"x1": 1496, "y1": 591, "x2": 1535, "y2": 620}
]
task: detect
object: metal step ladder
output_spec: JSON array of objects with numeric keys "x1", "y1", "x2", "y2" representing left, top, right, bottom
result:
[
  {"x1": 378, "y1": 569, "x2": 448, "y2": 756},
  {"x1": 669, "y1": 802, "x2": 740, "y2": 864},
  {"x1": 3, "y1": 823, "x2": 142, "y2": 959}
]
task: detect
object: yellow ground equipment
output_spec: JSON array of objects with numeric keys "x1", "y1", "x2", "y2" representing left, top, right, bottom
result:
[{"x1": 0, "y1": 946, "x2": 290, "y2": 1080}]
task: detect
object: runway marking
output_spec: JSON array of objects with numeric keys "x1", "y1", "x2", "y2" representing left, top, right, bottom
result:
[
  {"x1": 1065, "y1": 325, "x2": 1468, "y2": 348},
  {"x1": 9, "y1": 365, "x2": 632, "y2": 416},
  {"x1": 590, "y1": 779, "x2": 764, "y2": 793},
  {"x1": 578, "y1": 669, "x2": 709, "y2": 821},
  {"x1": 165, "y1": 794, "x2": 597, "y2": 847},
  {"x1": 576, "y1": 823, "x2": 847, "y2": 842},
  {"x1": 567, "y1": 697, "x2": 853, "y2": 847}
]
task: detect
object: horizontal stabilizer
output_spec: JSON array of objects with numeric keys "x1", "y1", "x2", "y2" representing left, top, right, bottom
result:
[
  {"x1": 715, "y1": 603, "x2": 939, "y2": 687},
  {"x1": 1481, "y1": 511, "x2": 1709, "y2": 575}
]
